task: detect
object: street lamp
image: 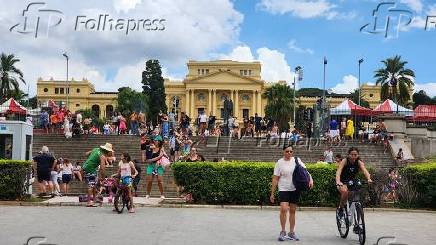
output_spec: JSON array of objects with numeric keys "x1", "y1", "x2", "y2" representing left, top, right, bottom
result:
[
  {"x1": 321, "y1": 57, "x2": 327, "y2": 135},
  {"x1": 62, "y1": 53, "x2": 69, "y2": 109},
  {"x1": 358, "y1": 58, "x2": 364, "y2": 106},
  {"x1": 293, "y1": 66, "x2": 303, "y2": 125}
]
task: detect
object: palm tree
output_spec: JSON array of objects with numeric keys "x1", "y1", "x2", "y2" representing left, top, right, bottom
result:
[
  {"x1": 374, "y1": 55, "x2": 415, "y2": 106},
  {"x1": 0, "y1": 53, "x2": 26, "y2": 101},
  {"x1": 263, "y1": 83, "x2": 294, "y2": 132}
]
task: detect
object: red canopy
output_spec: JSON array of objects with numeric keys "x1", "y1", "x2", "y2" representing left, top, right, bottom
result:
[
  {"x1": 330, "y1": 99, "x2": 372, "y2": 116},
  {"x1": 411, "y1": 105, "x2": 436, "y2": 122},
  {"x1": 373, "y1": 99, "x2": 414, "y2": 116},
  {"x1": 0, "y1": 98, "x2": 27, "y2": 114}
]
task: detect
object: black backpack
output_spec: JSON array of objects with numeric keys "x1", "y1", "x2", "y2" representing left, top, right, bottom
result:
[{"x1": 292, "y1": 157, "x2": 311, "y2": 192}]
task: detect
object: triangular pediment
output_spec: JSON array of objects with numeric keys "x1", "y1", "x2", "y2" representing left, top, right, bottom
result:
[{"x1": 184, "y1": 70, "x2": 264, "y2": 85}]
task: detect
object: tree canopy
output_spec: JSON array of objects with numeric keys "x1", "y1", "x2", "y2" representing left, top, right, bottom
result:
[
  {"x1": 142, "y1": 60, "x2": 167, "y2": 125},
  {"x1": 117, "y1": 87, "x2": 148, "y2": 116},
  {"x1": 263, "y1": 83, "x2": 295, "y2": 132}
]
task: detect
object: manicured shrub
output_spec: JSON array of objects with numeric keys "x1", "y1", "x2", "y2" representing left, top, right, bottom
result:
[
  {"x1": 400, "y1": 162, "x2": 436, "y2": 208},
  {"x1": 172, "y1": 161, "x2": 342, "y2": 206},
  {"x1": 0, "y1": 160, "x2": 31, "y2": 200}
]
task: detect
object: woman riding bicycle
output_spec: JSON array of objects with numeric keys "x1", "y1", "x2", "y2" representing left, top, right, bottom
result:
[
  {"x1": 336, "y1": 147, "x2": 373, "y2": 217},
  {"x1": 117, "y1": 152, "x2": 138, "y2": 213}
]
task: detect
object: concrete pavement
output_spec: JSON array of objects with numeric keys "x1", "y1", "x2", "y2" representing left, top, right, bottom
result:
[{"x1": 0, "y1": 206, "x2": 435, "y2": 245}]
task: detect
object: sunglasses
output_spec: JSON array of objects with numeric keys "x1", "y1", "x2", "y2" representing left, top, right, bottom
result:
[{"x1": 285, "y1": 150, "x2": 293, "y2": 153}]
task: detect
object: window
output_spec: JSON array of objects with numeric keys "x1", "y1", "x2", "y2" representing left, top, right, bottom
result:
[
  {"x1": 243, "y1": 109, "x2": 249, "y2": 119},
  {"x1": 66, "y1": 88, "x2": 69, "y2": 94},
  {"x1": 198, "y1": 69, "x2": 200, "y2": 75},
  {"x1": 201, "y1": 69, "x2": 205, "y2": 75},
  {"x1": 242, "y1": 94, "x2": 250, "y2": 102},
  {"x1": 205, "y1": 69, "x2": 209, "y2": 74},
  {"x1": 249, "y1": 70, "x2": 252, "y2": 76},
  {"x1": 240, "y1": 70, "x2": 243, "y2": 76},
  {"x1": 76, "y1": 104, "x2": 80, "y2": 107},
  {"x1": 25, "y1": 135, "x2": 32, "y2": 161},
  {"x1": 60, "y1": 88, "x2": 65, "y2": 94},
  {"x1": 55, "y1": 88, "x2": 59, "y2": 94},
  {"x1": 0, "y1": 134, "x2": 13, "y2": 160},
  {"x1": 370, "y1": 94, "x2": 374, "y2": 97},
  {"x1": 43, "y1": 88, "x2": 48, "y2": 93},
  {"x1": 76, "y1": 88, "x2": 80, "y2": 93},
  {"x1": 198, "y1": 93, "x2": 206, "y2": 102},
  {"x1": 197, "y1": 108, "x2": 204, "y2": 115},
  {"x1": 244, "y1": 70, "x2": 248, "y2": 76}
]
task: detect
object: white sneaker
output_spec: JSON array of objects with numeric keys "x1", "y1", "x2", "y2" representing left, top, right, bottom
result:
[
  {"x1": 145, "y1": 195, "x2": 150, "y2": 199},
  {"x1": 160, "y1": 195, "x2": 165, "y2": 200}
]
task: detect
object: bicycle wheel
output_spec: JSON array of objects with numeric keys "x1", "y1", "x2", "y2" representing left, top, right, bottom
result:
[
  {"x1": 355, "y1": 203, "x2": 366, "y2": 245},
  {"x1": 114, "y1": 189, "x2": 125, "y2": 213},
  {"x1": 336, "y1": 207, "x2": 349, "y2": 238},
  {"x1": 123, "y1": 191, "x2": 133, "y2": 211}
]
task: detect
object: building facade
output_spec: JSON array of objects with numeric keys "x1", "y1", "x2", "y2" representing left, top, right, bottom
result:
[
  {"x1": 164, "y1": 60, "x2": 268, "y2": 119},
  {"x1": 36, "y1": 60, "x2": 393, "y2": 120},
  {"x1": 36, "y1": 78, "x2": 117, "y2": 119}
]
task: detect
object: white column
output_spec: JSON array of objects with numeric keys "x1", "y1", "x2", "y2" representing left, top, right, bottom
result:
[
  {"x1": 190, "y1": 89, "x2": 195, "y2": 116},
  {"x1": 235, "y1": 90, "x2": 239, "y2": 118},
  {"x1": 257, "y1": 90, "x2": 262, "y2": 117},
  {"x1": 208, "y1": 89, "x2": 212, "y2": 115},
  {"x1": 252, "y1": 90, "x2": 256, "y2": 116},
  {"x1": 185, "y1": 89, "x2": 190, "y2": 115},
  {"x1": 212, "y1": 89, "x2": 217, "y2": 116}
]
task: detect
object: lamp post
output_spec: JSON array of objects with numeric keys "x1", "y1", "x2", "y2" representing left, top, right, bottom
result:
[
  {"x1": 321, "y1": 57, "x2": 327, "y2": 135},
  {"x1": 62, "y1": 53, "x2": 69, "y2": 109},
  {"x1": 358, "y1": 58, "x2": 364, "y2": 106},
  {"x1": 293, "y1": 66, "x2": 303, "y2": 125}
]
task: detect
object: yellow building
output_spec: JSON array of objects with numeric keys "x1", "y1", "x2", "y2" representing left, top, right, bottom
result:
[
  {"x1": 36, "y1": 78, "x2": 117, "y2": 118},
  {"x1": 164, "y1": 60, "x2": 268, "y2": 119}
]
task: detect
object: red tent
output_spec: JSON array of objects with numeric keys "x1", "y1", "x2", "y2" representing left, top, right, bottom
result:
[
  {"x1": 411, "y1": 105, "x2": 436, "y2": 122},
  {"x1": 0, "y1": 98, "x2": 28, "y2": 114},
  {"x1": 330, "y1": 99, "x2": 373, "y2": 116},
  {"x1": 373, "y1": 99, "x2": 414, "y2": 116}
]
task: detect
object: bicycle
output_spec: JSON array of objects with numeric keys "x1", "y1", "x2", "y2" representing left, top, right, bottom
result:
[
  {"x1": 336, "y1": 180, "x2": 368, "y2": 245},
  {"x1": 113, "y1": 176, "x2": 133, "y2": 214}
]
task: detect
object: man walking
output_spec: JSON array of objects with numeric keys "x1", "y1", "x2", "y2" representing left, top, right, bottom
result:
[
  {"x1": 82, "y1": 143, "x2": 113, "y2": 207},
  {"x1": 33, "y1": 146, "x2": 55, "y2": 196}
]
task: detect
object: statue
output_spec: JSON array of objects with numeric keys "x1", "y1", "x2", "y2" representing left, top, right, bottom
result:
[{"x1": 223, "y1": 97, "x2": 234, "y2": 136}]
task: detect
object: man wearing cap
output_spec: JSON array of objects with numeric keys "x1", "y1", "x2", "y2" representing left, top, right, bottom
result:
[{"x1": 82, "y1": 143, "x2": 113, "y2": 207}]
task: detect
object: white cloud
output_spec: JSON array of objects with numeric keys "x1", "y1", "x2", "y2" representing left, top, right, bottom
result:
[
  {"x1": 331, "y1": 75, "x2": 358, "y2": 94},
  {"x1": 217, "y1": 45, "x2": 294, "y2": 84},
  {"x1": 403, "y1": 4, "x2": 436, "y2": 30},
  {"x1": 0, "y1": 0, "x2": 244, "y2": 95},
  {"x1": 415, "y1": 83, "x2": 436, "y2": 97},
  {"x1": 257, "y1": 0, "x2": 355, "y2": 20},
  {"x1": 287, "y1": 39, "x2": 314, "y2": 54},
  {"x1": 401, "y1": 0, "x2": 423, "y2": 13}
]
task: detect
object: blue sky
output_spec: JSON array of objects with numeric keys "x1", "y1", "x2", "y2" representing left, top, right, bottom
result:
[{"x1": 0, "y1": 0, "x2": 435, "y2": 96}]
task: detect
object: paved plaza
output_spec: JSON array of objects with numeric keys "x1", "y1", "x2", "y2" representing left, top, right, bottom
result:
[{"x1": 0, "y1": 206, "x2": 435, "y2": 245}]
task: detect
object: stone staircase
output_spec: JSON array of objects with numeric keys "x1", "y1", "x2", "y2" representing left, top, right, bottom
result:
[
  {"x1": 32, "y1": 134, "x2": 395, "y2": 197},
  {"x1": 194, "y1": 136, "x2": 395, "y2": 169},
  {"x1": 32, "y1": 134, "x2": 178, "y2": 197}
]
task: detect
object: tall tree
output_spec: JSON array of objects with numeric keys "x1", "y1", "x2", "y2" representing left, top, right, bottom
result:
[
  {"x1": 349, "y1": 89, "x2": 370, "y2": 108},
  {"x1": 374, "y1": 55, "x2": 415, "y2": 106},
  {"x1": 263, "y1": 83, "x2": 294, "y2": 132},
  {"x1": 117, "y1": 87, "x2": 148, "y2": 116},
  {"x1": 0, "y1": 53, "x2": 26, "y2": 101},
  {"x1": 142, "y1": 60, "x2": 167, "y2": 125},
  {"x1": 413, "y1": 90, "x2": 435, "y2": 108}
]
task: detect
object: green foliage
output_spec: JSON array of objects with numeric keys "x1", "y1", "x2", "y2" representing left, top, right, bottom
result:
[
  {"x1": 117, "y1": 87, "x2": 148, "y2": 116},
  {"x1": 413, "y1": 90, "x2": 436, "y2": 108},
  {"x1": 349, "y1": 89, "x2": 370, "y2": 108},
  {"x1": 172, "y1": 161, "x2": 342, "y2": 206},
  {"x1": 297, "y1": 88, "x2": 326, "y2": 97},
  {"x1": 0, "y1": 160, "x2": 31, "y2": 200},
  {"x1": 142, "y1": 60, "x2": 167, "y2": 125},
  {"x1": 374, "y1": 55, "x2": 415, "y2": 106},
  {"x1": 263, "y1": 84, "x2": 294, "y2": 132},
  {"x1": 400, "y1": 162, "x2": 436, "y2": 208},
  {"x1": 0, "y1": 53, "x2": 26, "y2": 101}
]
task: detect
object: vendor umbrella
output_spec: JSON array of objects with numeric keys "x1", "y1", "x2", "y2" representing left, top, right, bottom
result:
[{"x1": 0, "y1": 98, "x2": 27, "y2": 114}]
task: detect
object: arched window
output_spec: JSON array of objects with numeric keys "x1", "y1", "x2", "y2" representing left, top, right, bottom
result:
[
  {"x1": 91, "y1": 105, "x2": 100, "y2": 118},
  {"x1": 106, "y1": 105, "x2": 114, "y2": 118}
]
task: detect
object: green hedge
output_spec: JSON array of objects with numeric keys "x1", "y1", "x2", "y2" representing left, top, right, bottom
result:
[
  {"x1": 0, "y1": 160, "x2": 32, "y2": 200},
  {"x1": 172, "y1": 161, "x2": 344, "y2": 206},
  {"x1": 400, "y1": 162, "x2": 436, "y2": 208}
]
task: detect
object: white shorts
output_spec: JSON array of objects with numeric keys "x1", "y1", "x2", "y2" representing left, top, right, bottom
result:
[{"x1": 330, "y1": 129, "x2": 339, "y2": 138}]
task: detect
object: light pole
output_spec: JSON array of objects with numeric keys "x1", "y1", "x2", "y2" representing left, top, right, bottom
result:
[
  {"x1": 293, "y1": 66, "x2": 303, "y2": 126},
  {"x1": 358, "y1": 58, "x2": 364, "y2": 106},
  {"x1": 62, "y1": 53, "x2": 69, "y2": 109},
  {"x1": 322, "y1": 57, "x2": 327, "y2": 135}
]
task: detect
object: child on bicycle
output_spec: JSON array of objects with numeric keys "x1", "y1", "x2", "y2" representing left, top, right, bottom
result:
[
  {"x1": 117, "y1": 152, "x2": 138, "y2": 213},
  {"x1": 335, "y1": 147, "x2": 373, "y2": 217}
]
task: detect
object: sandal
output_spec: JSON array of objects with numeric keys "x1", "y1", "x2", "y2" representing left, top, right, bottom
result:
[{"x1": 86, "y1": 202, "x2": 97, "y2": 207}]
